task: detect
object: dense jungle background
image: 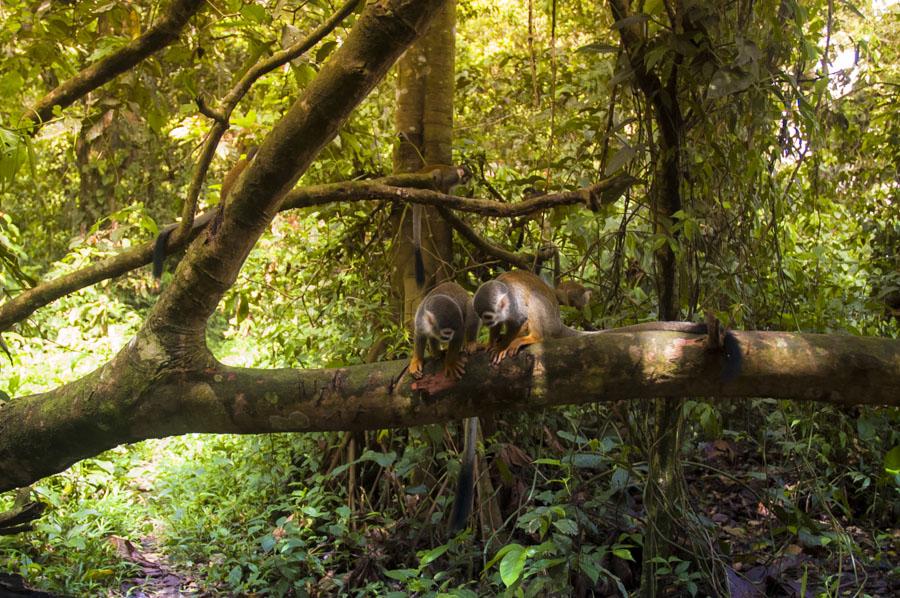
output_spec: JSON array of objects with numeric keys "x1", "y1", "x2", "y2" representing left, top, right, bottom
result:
[{"x1": 0, "y1": 0, "x2": 898, "y2": 596}]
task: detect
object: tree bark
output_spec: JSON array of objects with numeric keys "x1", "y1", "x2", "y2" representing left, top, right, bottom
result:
[
  {"x1": 391, "y1": 0, "x2": 457, "y2": 326},
  {"x1": 145, "y1": 0, "x2": 449, "y2": 342},
  {"x1": 0, "y1": 330, "x2": 896, "y2": 493}
]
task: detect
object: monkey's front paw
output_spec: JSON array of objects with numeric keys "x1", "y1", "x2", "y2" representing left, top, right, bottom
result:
[
  {"x1": 491, "y1": 349, "x2": 508, "y2": 365},
  {"x1": 444, "y1": 355, "x2": 468, "y2": 379},
  {"x1": 504, "y1": 337, "x2": 533, "y2": 357},
  {"x1": 408, "y1": 357, "x2": 424, "y2": 379}
]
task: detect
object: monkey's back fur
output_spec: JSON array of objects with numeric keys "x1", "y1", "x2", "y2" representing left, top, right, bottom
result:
[{"x1": 494, "y1": 270, "x2": 579, "y2": 339}]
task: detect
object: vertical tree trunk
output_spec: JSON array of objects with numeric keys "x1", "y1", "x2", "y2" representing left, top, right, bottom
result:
[
  {"x1": 606, "y1": 2, "x2": 692, "y2": 595},
  {"x1": 642, "y1": 77, "x2": 687, "y2": 598},
  {"x1": 391, "y1": 0, "x2": 456, "y2": 326}
]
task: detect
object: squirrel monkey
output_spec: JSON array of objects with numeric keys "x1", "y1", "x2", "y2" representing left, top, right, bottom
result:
[
  {"x1": 555, "y1": 280, "x2": 593, "y2": 309},
  {"x1": 410, "y1": 165, "x2": 471, "y2": 287},
  {"x1": 474, "y1": 270, "x2": 579, "y2": 364},
  {"x1": 408, "y1": 281, "x2": 480, "y2": 532},
  {"x1": 409, "y1": 281, "x2": 479, "y2": 379},
  {"x1": 151, "y1": 147, "x2": 257, "y2": 279},
  {"x1": 475, "y1": 270, "x2": 742, "y2": 379}
]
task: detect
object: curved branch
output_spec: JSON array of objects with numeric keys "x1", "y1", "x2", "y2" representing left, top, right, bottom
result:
[
  {"x1": 282, "y1": 174, "x2": 638, "y2": 217},
  {"x1": 0, "y1": 213, "x2": 214, "y2": 332},
  {"x1": 177, "y1": 0, "x2": 362, "y2": 237},
  {"x1": 25, "y1": 0, "x2": 206, "y2": 132},
  {"x1": 437, "y1": 206, "x2": 533, "y2": 269},
  {"x1": 0, "y1": 174, "x2": 635, "y2": 331},
  {"x1": 0, "y1": 330, "x2": 896, "y2": 492}
]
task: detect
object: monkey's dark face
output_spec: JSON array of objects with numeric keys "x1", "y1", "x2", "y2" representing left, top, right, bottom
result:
[
  {"x1": 474, "y1": 281, "x2": 510, "y2": 328},
  {"x1": 419, "y1": 295, "x2": 463, "y2": 343},
  {"x1": 423, "y1": 311, "x2": 458, "y2": 342}
]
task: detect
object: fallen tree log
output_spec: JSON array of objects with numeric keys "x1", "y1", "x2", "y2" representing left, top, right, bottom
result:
[{"x1": 0, "y1": 330, "x2": 896, "y2": 493}]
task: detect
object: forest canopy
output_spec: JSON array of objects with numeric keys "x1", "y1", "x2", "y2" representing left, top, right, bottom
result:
[{"x1": 0, "y1": 0, "x2": 898, "y2": 596}]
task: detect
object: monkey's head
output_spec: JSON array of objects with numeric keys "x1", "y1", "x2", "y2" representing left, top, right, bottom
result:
[
  {"x1": 473, "y1": 280, "x2": 514, "y2": 328},
  {"x1": 456, "y1": 165, "x2": 472, "y2": 186},
  {"x1": 556, "y1": 281, "x2": 592, "y2": 309},
  {"x1": 418, "y1": 295, "x2": 464, "y2": 343}
]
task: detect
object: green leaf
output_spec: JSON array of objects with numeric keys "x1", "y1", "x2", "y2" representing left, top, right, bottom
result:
[
  {"x1": 360, "y1": 449, "x2": 396, "y2": 468},
  {"x1": 605, "y1": 144, "x2": 636, "y2": 175},
  {"x1": 236, "y1": 294, "x2": 250, "y2": 323},
  {"x1": 579, "y1": 556, "x2": 600, "y2": 584},
  {"x1": 418, "y1": 543, "x2": 449, "y2": 567},
  {"x1": 384, "y1": 568, "x2": 417, "y2": 581},
  {"x1": 84, "y1": 568, "x2": 114, "y2": 580},
  {"x1": 241, "y1": 3, "x2": 268, "y2": 24},
  {"x1": 884, "y1": 445, "x2": 900, "y2": 475},
  {"x1": 612, "y1": 548, "x2": 634, "y2": 561},
  {"x1": 644, "y1": 44, "x2": 669, "y2": 70},
  {"x1": 567, "y1": 453, "x2": 603, "y2": 469},
  {"x1": 552, "y1": 518, "x2": 578, "y2": 535},
  {"x1": 293, "y1": 63, "x2": 318, "y2": 86},
  {"x1": 610, "y1": 467, "x2": 629, "y2": 491},
  {"x1": 498, "y1": 543, "x2": 526, "y2": 587}
]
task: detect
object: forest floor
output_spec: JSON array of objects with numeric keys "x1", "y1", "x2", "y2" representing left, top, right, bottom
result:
[{"x1": 685, "y1": 438, "x2": 899, "y2": 597}]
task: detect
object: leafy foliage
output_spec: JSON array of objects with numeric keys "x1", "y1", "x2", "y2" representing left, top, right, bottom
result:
[{"x1": 0, "y1": 0, "x2": 897, "y2": 596}]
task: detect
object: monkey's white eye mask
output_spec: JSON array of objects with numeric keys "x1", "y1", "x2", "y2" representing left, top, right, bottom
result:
[{"x1": 481, "y1": 294, "x2": 509, "y2": 326}]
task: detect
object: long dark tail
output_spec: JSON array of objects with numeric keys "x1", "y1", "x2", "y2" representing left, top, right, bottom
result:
[
  {"x1": 721, "y1": 331, "x2": 742, "y2": 382},
  {"x1": 412, "y1": 205, "x2": 425, "y2": 287},
  {"x1": 152, "y1": 228, "x2": 173, "y2": 279},
  {"x1": 449, "y1": 417, "x2": 478, "y2": 533},
  {"x1": 414, "y1": 248, "x2": 425, "y2": 287}
]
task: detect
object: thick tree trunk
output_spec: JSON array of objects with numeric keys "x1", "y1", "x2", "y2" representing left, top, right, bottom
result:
[
  {"x1": 0, "y1": 0, "x2": 453, "y2": 496},
  {"x1": 391, "y1": 0, "x2": 456, "y2": 326},
  {"x1": 1, "y1": 330, "x2": 896, "y2": 492}
]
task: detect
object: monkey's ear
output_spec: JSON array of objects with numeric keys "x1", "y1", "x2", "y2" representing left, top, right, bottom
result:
[
  {"x1": 497, "y1": 295, "x2": 509, "y2": 312},
  {"x1": 424, "y1": 312, "x2": 437, "y2": 328}
]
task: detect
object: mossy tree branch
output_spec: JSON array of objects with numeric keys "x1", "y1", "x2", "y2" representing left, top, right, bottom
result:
[{"x1": 0, "y1": 331, "x2": 896, "y2": 493}]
